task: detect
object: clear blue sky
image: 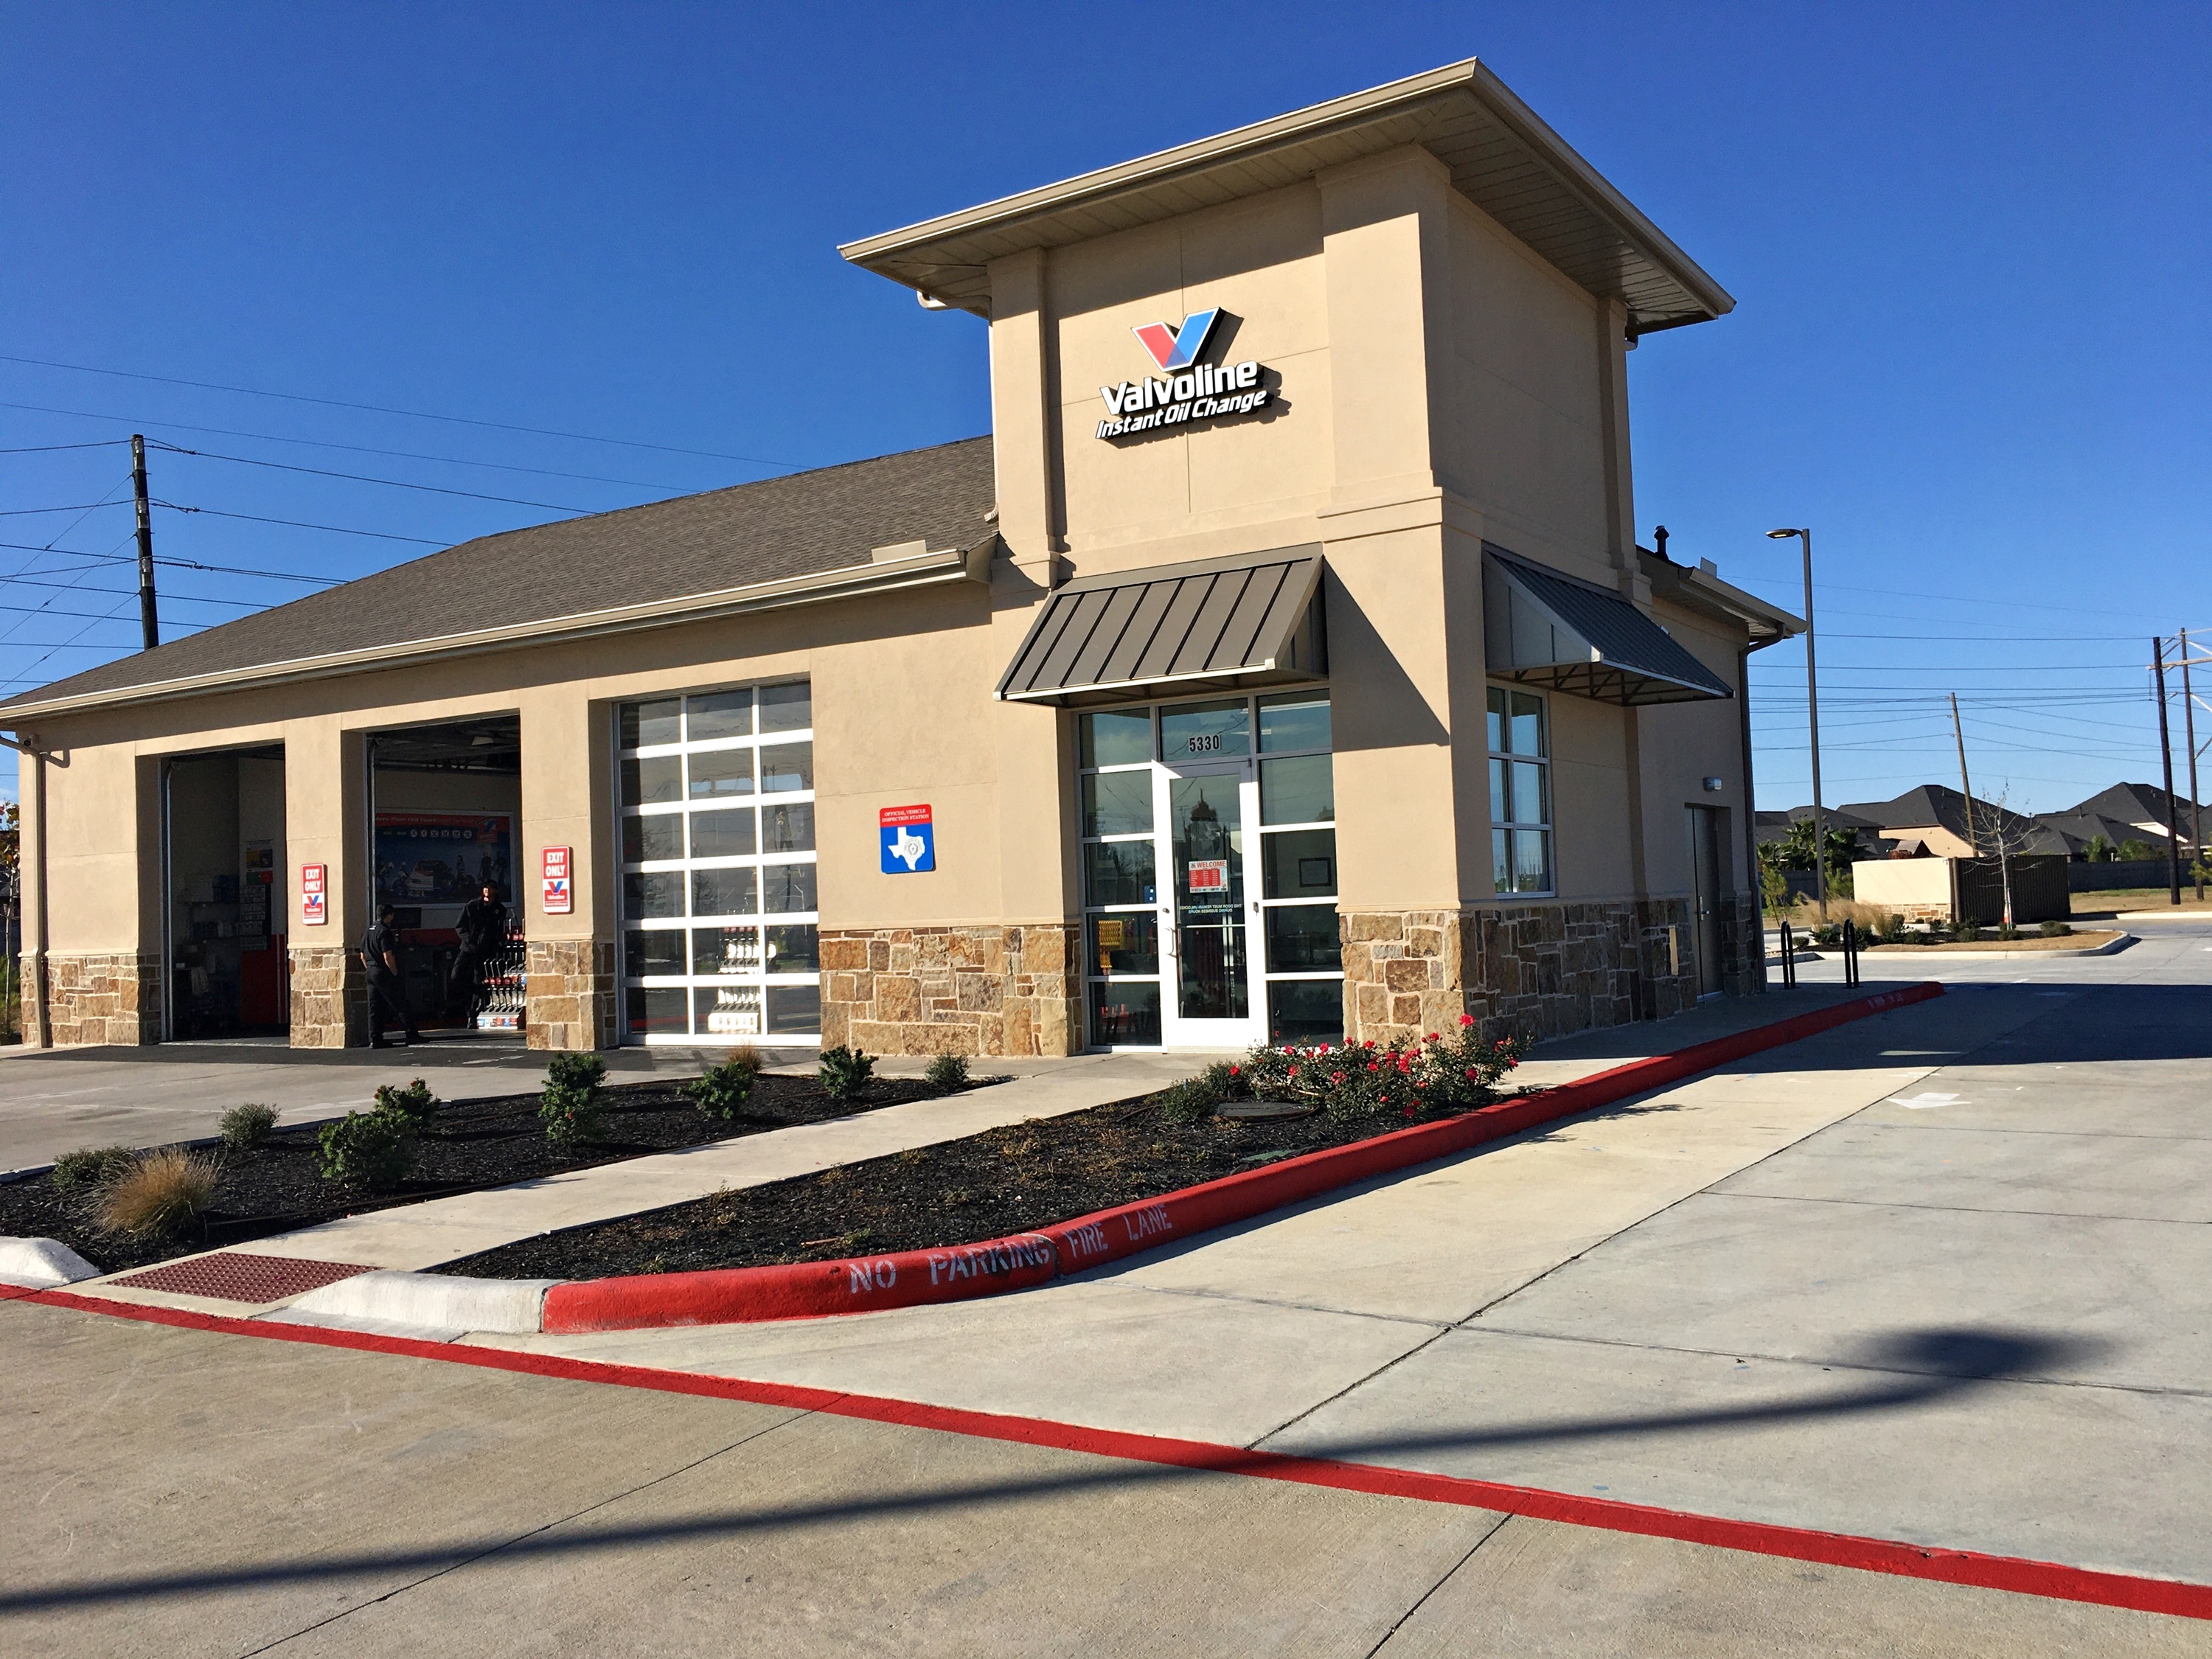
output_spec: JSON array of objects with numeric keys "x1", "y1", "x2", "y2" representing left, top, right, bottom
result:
[{"x1": 4, "y1": 2, "x2": 2206, "y2": 815}]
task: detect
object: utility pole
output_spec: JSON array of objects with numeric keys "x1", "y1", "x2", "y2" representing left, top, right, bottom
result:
[
  {"x1": 130, "y1": 435, "x2": 159, "y2": 650},
  {"x1": 2154, "y1": 636, "x2": 2180, "y2": 906},
  {"x1": 2186, "y1": 627, "x2": 2204, "y2": 902},
  {"x1": 1767, "y1": 527, "x2": 1825, "y2": 920},
  {"x1": 1949, "y1": 692, "x2": 1977, "y2": 853}
]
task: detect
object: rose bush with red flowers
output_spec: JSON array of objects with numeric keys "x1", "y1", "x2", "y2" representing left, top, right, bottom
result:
[{"x1": 1234, "y1": 1015, "x2": 1523, "y2": 1122}]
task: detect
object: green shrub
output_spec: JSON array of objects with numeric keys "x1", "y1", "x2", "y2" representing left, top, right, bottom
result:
[
  {"x1": 540, "y1": 1052, "x2": 608, "y2": 1147},
  {"x1": 1876, "y1": 911, "x2": 1909, "y2": 944},
  {"x1": 817, "y1": 1045, "x2": 875, "y2": 1103},
  {"x1": 371, "y1": 1078, "x2": 439, "y2": 1130},
  {"x1": 2040, "y1": 919, "x2": 2073, "y2": 937},
  {"x1": 686, "y1": 1057, "x2": 757, "y2": 1120},
  {"x1": 1155, "y1": 1060, "x2": 1245, "y2": 1121},
  {"x1": 316, "y1": 1110, "x2": 417, "y2": 1189},
  {"x1": 51, "y1": 1144, "x2": 138, "y2": 1193},
  {"x1": 94, "y1": 1147, "x2": 220, "y2": 1237},
  {"x1": 1950, "y1": 918, "x2": 1981, "y2": 942},
  {"x1": 1996, "y1": 923, "x2": 2021, "y2": 941},
  {"x1": 218, "y1": 1103, "x2": 280, "y2": 1150},
  {"x1": 924, "y1": 1053, "x2": 970, "y2": 1093}
]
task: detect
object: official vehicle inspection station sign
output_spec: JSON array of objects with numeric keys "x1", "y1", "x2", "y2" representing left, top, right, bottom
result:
[
  {"x1": 880, "y1": 804, "x2": 935, "y2": 873},
  {"x1": 1095, "y1": 307, "x2": 1272, "y2": 440}
]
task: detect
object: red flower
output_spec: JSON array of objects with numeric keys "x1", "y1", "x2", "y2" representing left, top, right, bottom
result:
[
  {"x1": 1229, "y1": 1065, "x2": 1240, "y2": 1076},
  {"x1": 1458, "y1": 1013, "x2": 1475, "y2": 1027},
  {"x1": 1402, "y1": 1106, "x2": 1417, "y2": 1121},
  {"x1": 1427, "y1": 1032, "x2": 1440, "y2": 1043}
]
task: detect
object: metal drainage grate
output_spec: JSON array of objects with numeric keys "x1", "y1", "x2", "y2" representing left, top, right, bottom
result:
[{"x1": 111, "y1": 1252, "x2": 372, "y2": 1304}]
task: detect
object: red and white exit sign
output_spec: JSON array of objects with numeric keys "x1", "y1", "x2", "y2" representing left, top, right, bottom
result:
[
  {"x1": 540, "y1": 846, "x2": 572, "y2": 914},
  {"x1": 301, "y1": 863, "x2": 327, "y2": 925}
]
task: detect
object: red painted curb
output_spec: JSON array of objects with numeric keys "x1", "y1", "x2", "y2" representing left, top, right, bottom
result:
[
  {"x1": 544, "y1": 981, "x2": 1944, "y2": 1332},
  {"x1": 13, "y1": 1282, "x2": 2208, "y2": 1621}
]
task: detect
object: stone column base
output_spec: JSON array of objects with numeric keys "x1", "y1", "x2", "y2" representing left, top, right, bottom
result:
[
  {"x1": 818, "y1": 924, "x2": 1081, "y2": 1057},
  {"x1": 290, "y1": 945, "x2": 364, "y2": 1048},
  {"x1": 1340, "y1": 898, "x2": 1722, "y2": 1048},
  {"x1": 526, "y1": 939, "x2": 616, "y2": 1051},
  {"x1": 35, "y1": 951, "x2": 161, "y2": 1046}
]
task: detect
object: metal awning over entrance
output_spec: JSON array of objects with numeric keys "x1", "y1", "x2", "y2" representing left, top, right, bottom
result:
[
  {"x1": 996, "y1": 546, "x2": 1326, "y2": 707},
  {"x1": 1484, "y1": 546, "x2": 1731, "y2": 706}
]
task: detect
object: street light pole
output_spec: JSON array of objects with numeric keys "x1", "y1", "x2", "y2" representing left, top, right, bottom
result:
[{"x1": 1768, "y1": 527, "x2": 1825, "y2": 922}]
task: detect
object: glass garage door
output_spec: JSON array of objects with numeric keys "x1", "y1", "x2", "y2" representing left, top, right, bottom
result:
[{"x1": 617, "y1": 681, "x2": 821, "y2": 1044}]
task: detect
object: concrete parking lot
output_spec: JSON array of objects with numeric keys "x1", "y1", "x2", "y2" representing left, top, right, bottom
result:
[{"x1": 7, "y1": 922, "x2": 2211, "y2": 1653}]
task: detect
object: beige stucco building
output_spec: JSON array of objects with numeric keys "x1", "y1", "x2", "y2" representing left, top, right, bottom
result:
[{"x1": 1, "y1": 60, "x2": 1798, "y2": 1059}]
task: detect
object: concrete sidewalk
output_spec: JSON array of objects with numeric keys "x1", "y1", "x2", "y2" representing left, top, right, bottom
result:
[{"x1": 453, "y1": 978, "x2": 2212, "y2": 1589}]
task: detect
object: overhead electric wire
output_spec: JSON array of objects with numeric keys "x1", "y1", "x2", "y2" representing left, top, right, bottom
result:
[
  {"x1": 1, "y1": 352, "x2": 810, "y2": 470},
  {"x1": 0, "y1": 574, "x2": 263, "y2": 608},
  {"x1": 0, "y1": 398, "x2": 703, "y2": 491},
  {"x1": 0, "y1": 501, "x2": 128, "y2": 516},
  {"x1": 147, "y1": 440, "x2": 605, "y2": 512},
  {"x1": 0, "y1": 540, "x2": 341, "y2": 585},
  {"x1": 153, "y1": 501, "x2": 442, "y2": 546},
  {"x1": 0, "y1": 439, "x2": 131, "y2": 455}
]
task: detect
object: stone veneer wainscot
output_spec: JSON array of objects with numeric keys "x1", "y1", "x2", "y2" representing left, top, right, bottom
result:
[
  {"x1": 27, "y1": 950, "x2": 161, "y2": 1047},
  {"x1": 1340, "y1": 897, "x2": 1765, "y2": 1048},
  {"x1": 526, "y1": 939, "x2": 617, "y2": 1051},
  {"x1": 819, "y1": 924, "x2": 1082, "y2": 1057}
]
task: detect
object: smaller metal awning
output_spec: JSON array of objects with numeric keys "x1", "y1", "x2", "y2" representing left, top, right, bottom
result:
[
  {"x1": 1484, "y1": 546, "x2": 1731, "y2": 706},
  {"x1": 996, "y1": 546, "x2": 1326, "y2": 706}
]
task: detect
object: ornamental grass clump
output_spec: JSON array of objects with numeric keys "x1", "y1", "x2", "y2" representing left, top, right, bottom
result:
[
  {"x1": 1240, "y1": 1016, "x2": 1525, "y2": 1124},
  {"x1": 317, "y1": 1109, "x2": 417, "y2": 1189},
  {"x1": 93, "y1": 1147, "x2": 221, "y2": 1237},
  {"x1": 540, "y1": 1053, "x2": 608, "y2": 1147},
  {"x1": 817, "y1": 1045, "x2": 874, "y2": 1104},
  {"x1": 371, "y1": 1078, "x2": 440, "y2": 1130},
  {"x1": 218, "y1": 1102, "x2": 280, "y2": 1150},
  {"x1": 686, "y1": 1054, "x2": 758, "y2": 1120}
]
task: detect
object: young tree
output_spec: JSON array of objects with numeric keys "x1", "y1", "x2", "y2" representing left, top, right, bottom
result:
[
  {"x1": 2082, "y1": 832, "x2": 2116, "y2": 863},
  {"x1": 1978, "y1": 787, "x2": 2046, "y2": 933}
]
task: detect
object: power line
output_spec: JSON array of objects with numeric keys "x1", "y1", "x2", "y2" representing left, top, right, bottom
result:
[
  {"x1": 0, "y1": 439, "x2": 130, "y2": 455},
  {"x1": 1729, "y1": 573, "x2": 2170, "y2": 622},
  {"x1": 0, "y1": 501, "x2": 129, "y2": 516},
  {"x1": 0, "y1": 574, "x2": 263, "y2": 608},
  {"x1": 153, "y1": 501, "x2": 442, "y2": 546},
  {"x1": 0, "y1": 398, "x2": 704, "y2": 491},
  {"x1": 0, "y1": 540, "x2": 341, "y2": 585},
  {"x1": 1, "y1": 352, "x2": 810, "y2": 469},
  {"x1": 146, "y1": 440, "x2": 605, "y2": 512}
]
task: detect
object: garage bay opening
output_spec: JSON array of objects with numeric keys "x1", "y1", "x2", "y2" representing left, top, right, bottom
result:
[
  {"x1": 161, "y1": 745, "x2": 288, "y2": 1041},
  {"x1": 366, "y1": 717, "x2": 524, "y2": 1043}
]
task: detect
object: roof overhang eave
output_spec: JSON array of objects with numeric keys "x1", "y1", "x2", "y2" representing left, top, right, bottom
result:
[
  {"x1": 838, "y1": 58, "x2": 1734, "y2": 332},
  {"x1": 0, "y1": 543, "x2": 991, "y2": 728}
]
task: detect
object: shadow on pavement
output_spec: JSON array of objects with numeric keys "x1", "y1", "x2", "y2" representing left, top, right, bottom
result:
[{"x1": 0, "y1": 1324, "x2": 2099, "y2": 1615}]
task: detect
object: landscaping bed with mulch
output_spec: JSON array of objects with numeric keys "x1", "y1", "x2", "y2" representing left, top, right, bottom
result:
[
  {"x1": 431, "y1": 1093, "x2": 1497, "y2": 1282},
  {"x1": 0, "y1": 1072, "x2": 978, "y2": 1276},
  {"x1": 1868, "y1": 929, "x2": 2124, "y2": 953}
]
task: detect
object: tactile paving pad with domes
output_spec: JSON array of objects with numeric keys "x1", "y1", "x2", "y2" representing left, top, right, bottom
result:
[{"x1": 109, "y1": 1252, "x2": 371, "y2": 1304}]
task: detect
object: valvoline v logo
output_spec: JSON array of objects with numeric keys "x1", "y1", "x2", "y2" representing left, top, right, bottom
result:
[{"x1": 1131, "y1": 309, "x2": 1220, "y2": 372}]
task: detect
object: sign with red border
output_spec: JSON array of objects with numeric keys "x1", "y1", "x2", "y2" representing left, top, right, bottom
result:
[
  {"x1": 880, "y1": 804, "x2": 934, "y2": 874},
  {"x1": 541, "y1": 846, "x2": 573, "y2": 914},
  {"x1": 300, "y1": 863, "x2": 327, "y2": 925}
]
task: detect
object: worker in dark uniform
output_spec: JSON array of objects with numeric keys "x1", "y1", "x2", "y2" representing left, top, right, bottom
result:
[
  {"x1": 363, "y1": 903, "x2": 419, "y2": 1048},
  {"x1": 447, "y1": 881, "x2": 509, "y2": 1022}
]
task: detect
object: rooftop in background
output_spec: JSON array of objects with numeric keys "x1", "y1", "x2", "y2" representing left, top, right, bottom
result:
[
  {"x1": 0, "y1": 437, "x2": 996, "y2": 719},
  {"x1": 840, "y1": 58, "x2": 1733, "y2": 337}
]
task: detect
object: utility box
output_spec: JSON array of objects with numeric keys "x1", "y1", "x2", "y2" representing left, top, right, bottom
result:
[{"x1": 1852, "y1": 855, "x2": 2069, "y2": 924}]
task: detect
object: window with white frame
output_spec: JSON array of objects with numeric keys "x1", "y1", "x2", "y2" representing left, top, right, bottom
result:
[
  {"x1": 617, "y1": 681, "x2": 818, "y2": 1043},
  {"x1": 1489, "y1": 684, "x2": 1554, "y2": 896}
]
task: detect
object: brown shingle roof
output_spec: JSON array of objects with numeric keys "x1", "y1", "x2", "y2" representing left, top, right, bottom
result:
[{"x1": 2, "y1": 435, "x2": 995, "y2": 712}]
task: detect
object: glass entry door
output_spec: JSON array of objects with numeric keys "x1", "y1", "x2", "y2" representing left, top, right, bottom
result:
[{"x1": 1160, "y1": 759, "x2": 1266, "y2": 1049}]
